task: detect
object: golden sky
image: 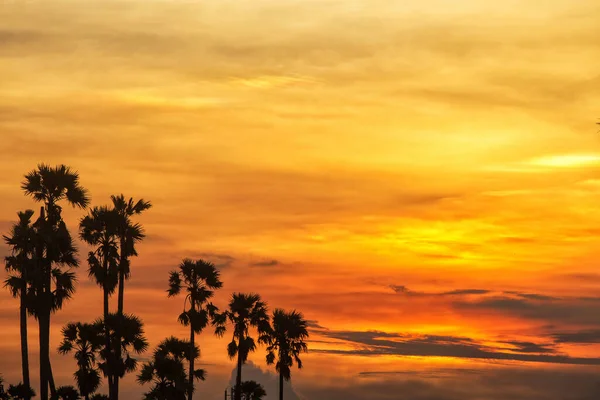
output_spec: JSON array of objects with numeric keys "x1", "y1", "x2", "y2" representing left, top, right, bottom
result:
[{"x1": 1, "y1": 1, "x2": 600, "y2": 399}]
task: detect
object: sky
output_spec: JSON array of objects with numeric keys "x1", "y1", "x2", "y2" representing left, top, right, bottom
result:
[{"x1": 1, "y1": 0, "x2": 600, "y2": 399}]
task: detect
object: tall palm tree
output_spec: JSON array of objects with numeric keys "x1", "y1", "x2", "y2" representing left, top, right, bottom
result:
[
  {"x1": 95, "y1": 313, "x2": 148, "y2": 387},
  {"x1": 79, "y1": 206, "x2": 120, "y2": 399},
  {"x1": 21, "y1": 164, "x2": 89, "y2": 400},
  {"x1": 110, "y1": 195, "x2": 151, "y2": 400},
  {"x1": 137, "y1": 337, "x2": 205, "y2": 400},
  {"x1": 58, "y1": 322, "x2": 104, "y2": 400},
  {"x1": 265, "y1": 310, "x2": 308, "y2": 400},
  {"x1": 235, "y1": 381, "x2": 266, "y2": 400},
  {"x1": 167, "y1": 259, "x2": 223, "y2": 400},
  {"x1": 222, "y1": 293, "x2": 270, "y2": 400},
  {"x1": 3, "y1": 210, "x2": 36, "y2": 398}
]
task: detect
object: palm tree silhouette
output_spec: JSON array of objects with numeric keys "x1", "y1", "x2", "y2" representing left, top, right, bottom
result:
[
  {"x1": 265, "y1": 310, "x2": 308, "y2": 400},
  {"x1": 21, "y1": 164, "x2": 89, "y2": 400},
  {"x1": 6, "y1": 383, "x2": 36, "y2": 400},
  {"x1": 51, "y1": 386, "x2": 80, "y2": 400},
  {"x1": 137, "y1": 337, "x2": 205, "y2": 400},
  {"x1": 167, "y1": 259, "x2": 223, "y2": 400},
  {"x1": 235, "y1": 381, "x2": 266, "y2": 400},
  {"x1": 3, "y1": 210, "x2": 36, "y2": 398},
  {"x1": 110, "y1": 195, "x2": 151, "y2": 400},
  {"x1": 95, "y1": 313, "x2": 149, "y2": 387},
  {"x1": 79, "y1": 206, "x2": 120, "y2": 399},
  {"x1": 221, "y1": 293, "x2": 270, "y2": 400},
  {"x1": 58, "y1": 322, "x2": 104, "y2": 400}
]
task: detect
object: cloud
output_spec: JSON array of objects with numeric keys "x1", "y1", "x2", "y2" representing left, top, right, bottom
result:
[
  {"x1": 454, "y1": 295, "x2": 600, "y2": 326},
  {"x1": 389, "y1": 285, "x2": 491, "y2": 297},
  {"x1": 551, "y1": 330, "x2": 600, "y2": 344},
  {"x1": 313, "y1": 328, "x2": 600, "y2": 366},
  {"x1": 250, "y1": 259, "x2": 280, "y2": 268}
]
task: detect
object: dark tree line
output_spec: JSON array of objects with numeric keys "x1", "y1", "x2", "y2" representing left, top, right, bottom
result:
[{"x1": 2, "y1": 164, "x2": 308, "y2": 400}]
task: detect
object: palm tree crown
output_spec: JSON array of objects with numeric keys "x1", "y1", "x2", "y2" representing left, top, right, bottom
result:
[
  {"x1": 266, "y1": 309, "x2": 309, "y2": 380},
  {"x1": 137, "y1": 337, "x2": 205, "y2": 400},
  {"x1": 58, "y1": 322, "x2": 104, "y2": 400}
]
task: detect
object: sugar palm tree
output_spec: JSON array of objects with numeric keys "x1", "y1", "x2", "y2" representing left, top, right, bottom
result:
[
  {"x1": 51, "y1": 386, "x2": 80, "y2": 400},
  {"x1": 265, "y1": 310, "x2": 308, "y2": 400},
  {"x1": 167, "y1": 259, "x2": 222, "y2": 400},
  {"x1": 110, "y1": 195, "x2": 151, "y2": 400},
  {"x1": 95, "y1": 313, "x2": 148, "y2": 386},
  {"x1": 79, "y1": 206, "x2": 120, "y2": 399},
  {"x1": 58, "y1": 322, "x2": 104, "y2": 400},
  {"x1": 235, "y1": 381, "x2": 266, "y2": 400},
  {"x1": 21, "y1": 164, "x2": 89, "y2": 400},
  {"x1": 222, "y1": 293, "x2": 270, "y2": 400},
  {"x1": 6, "y1": 383, "x2": 36, "y2": 400},
  {"x1": 3, "y1": 210, "x2": 36, "y2": 398},
  {"x1": 137, "y1": 337, "x2": 205, "y2": 400}
]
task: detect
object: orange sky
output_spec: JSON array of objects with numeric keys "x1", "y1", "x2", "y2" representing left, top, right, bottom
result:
[{"x1": 1, "y1": 1, "x2": 600, "y2": 399}]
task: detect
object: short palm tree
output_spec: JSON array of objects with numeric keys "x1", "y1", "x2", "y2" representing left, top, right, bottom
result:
[
  {"x1": 22, "y1": 164, "x2": 89, "y2": 400},
  {"x1": 95, "y1": 313, "x2": 149, "y2": 383},
  {"x1": 167, "y1": 259, "x2": 223, "y2": 400},
  {"x1": 3, "y1": 210, "x2": 36, "y2": 398},
  {"x1": 6, "y1": 383, "x2": 36, "y2": 400},
  {"x1": 58, "y1": 322, "x2": 104, "y2": 400},
  {"x1": 110, "y1": 195, "x2": 151, "y2": 400},
  {"x1": 222, "y1": 293, "x2": 270, "y2": 400},
  {"x1": 137, "y1": 337, "x2": 205, "y2": 400},
  {"x1": 266, "y1": 310, "x2": 308, "y2": 400},
  {"x1": 79, "y1": 206, "x2": 120, "y2": 398},
  {"x1": 51, "y1": 386, "x2": 80, "y2": 400},
  {"x1": 235, "y1": 381, "x2": 266, "y2": 400}
]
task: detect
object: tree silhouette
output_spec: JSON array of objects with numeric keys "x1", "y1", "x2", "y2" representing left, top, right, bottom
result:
[
  {"x1": 167, "y1": 259, "x2": 223, "y2": 400},
  {"x1": 235, "y1": 381, "x2": 266, "y2": 400},
  {"x1": 110, "y1": 195, "x2": 151, "y2": 400},
  {"x1": 89, "y1": 395, "x2": 109, "y2": 400},
  {"x1": 22, "y1": 164, "x2": 89, "y2": 400},
  {"x1": 79, "y1": 206, "x2": 120, "y2": 399},
  {"x1": 58, "y1": 322, "x2": 104, "y2": 400},
  {"x1": 221, "y1": 293, "x2": 270, "y2": 400},
  {"x1": 51, "y1": 386, "x2": 80, "y2": 400},
  {"x1": 137, "y1": 337, "x2": 205, "y2": 400},
  {"x1": 3, "y1": 210, "x2": 36, "y2": 399},
  {"x1": 95, "y1": 313, "x2": 148, "y2": 388},
  {"x1": 6, "y1": 383, "x2": 36, "y2": 400},
  {"x1": 266, "y1": 310, "x2": 308, "y2": 400}
]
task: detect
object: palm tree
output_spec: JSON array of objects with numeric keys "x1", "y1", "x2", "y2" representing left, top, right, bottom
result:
[
  {"x1": 6, "y1": 383, "x2": 36, "y2": 400},
  {"x1": 265, "y1": 310, "x2": 308, "y2": 400},
  {"x1": 167, "y1": 259, "x2": 223, "y2": 400},
  {"x1": 79, "y1": 206, "x2": 120, "y2": 399},
  {"x1": 58, "y1": 322, "x2": 104, "y2": 400},
  {"x1": 222, "y1": 293, "x2": 270, "y2": 400},
  {"x1": 110, "y1": 195, "x2": 151, "y2": 400},
  {"x1": 95, "y1": 313, "x2": 148, "y2": 386},
  {"x1": 3, "y1": 210, "x2": 36, "y2": 398},
  {"x1": 235, "y1": 381, "x2": 266, "y2": 400},
  {"x1": 137, "y1": 337, "x2": 205, "y2": 400},
  {"x1": 21, "y1": 164, "x2": 89, "y2": 400},
  {"x1": 51, "y1": 386, "x2": 81, "y2": 400},
  {"x1": 90, "y1": 395, "x2": 109, "y2": 400}
]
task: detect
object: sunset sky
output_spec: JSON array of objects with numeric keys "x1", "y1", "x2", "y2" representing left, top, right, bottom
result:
[{"x1": 1, "y1": 0, "x2": 600, "y2": 399}]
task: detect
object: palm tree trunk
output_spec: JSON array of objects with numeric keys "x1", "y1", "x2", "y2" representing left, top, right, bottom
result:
[
  {"x1": 235, "y1": 346, "x2": 243, "y2": 400},
  {"x1": 188, "y1": 323, "x2": 195, "y2": 400},
  {"x1": 48, "y1": 358, "x2": 56, "y2": 397},
  {"x1": 113, "y1": 237, "x2": 126, "y2": 400},
  {"x1": 39, "y1": 311, "x2": 50, "y2": 400},
  {"x1": 20, "y1": 283, "x2": 31, "y2": 399},
  {"x1": 279, "y1": 372, "x2": 284, "y2": 400},
  {"x1": 102, "y1": 256, "x2": 114, "y2": 400}
]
